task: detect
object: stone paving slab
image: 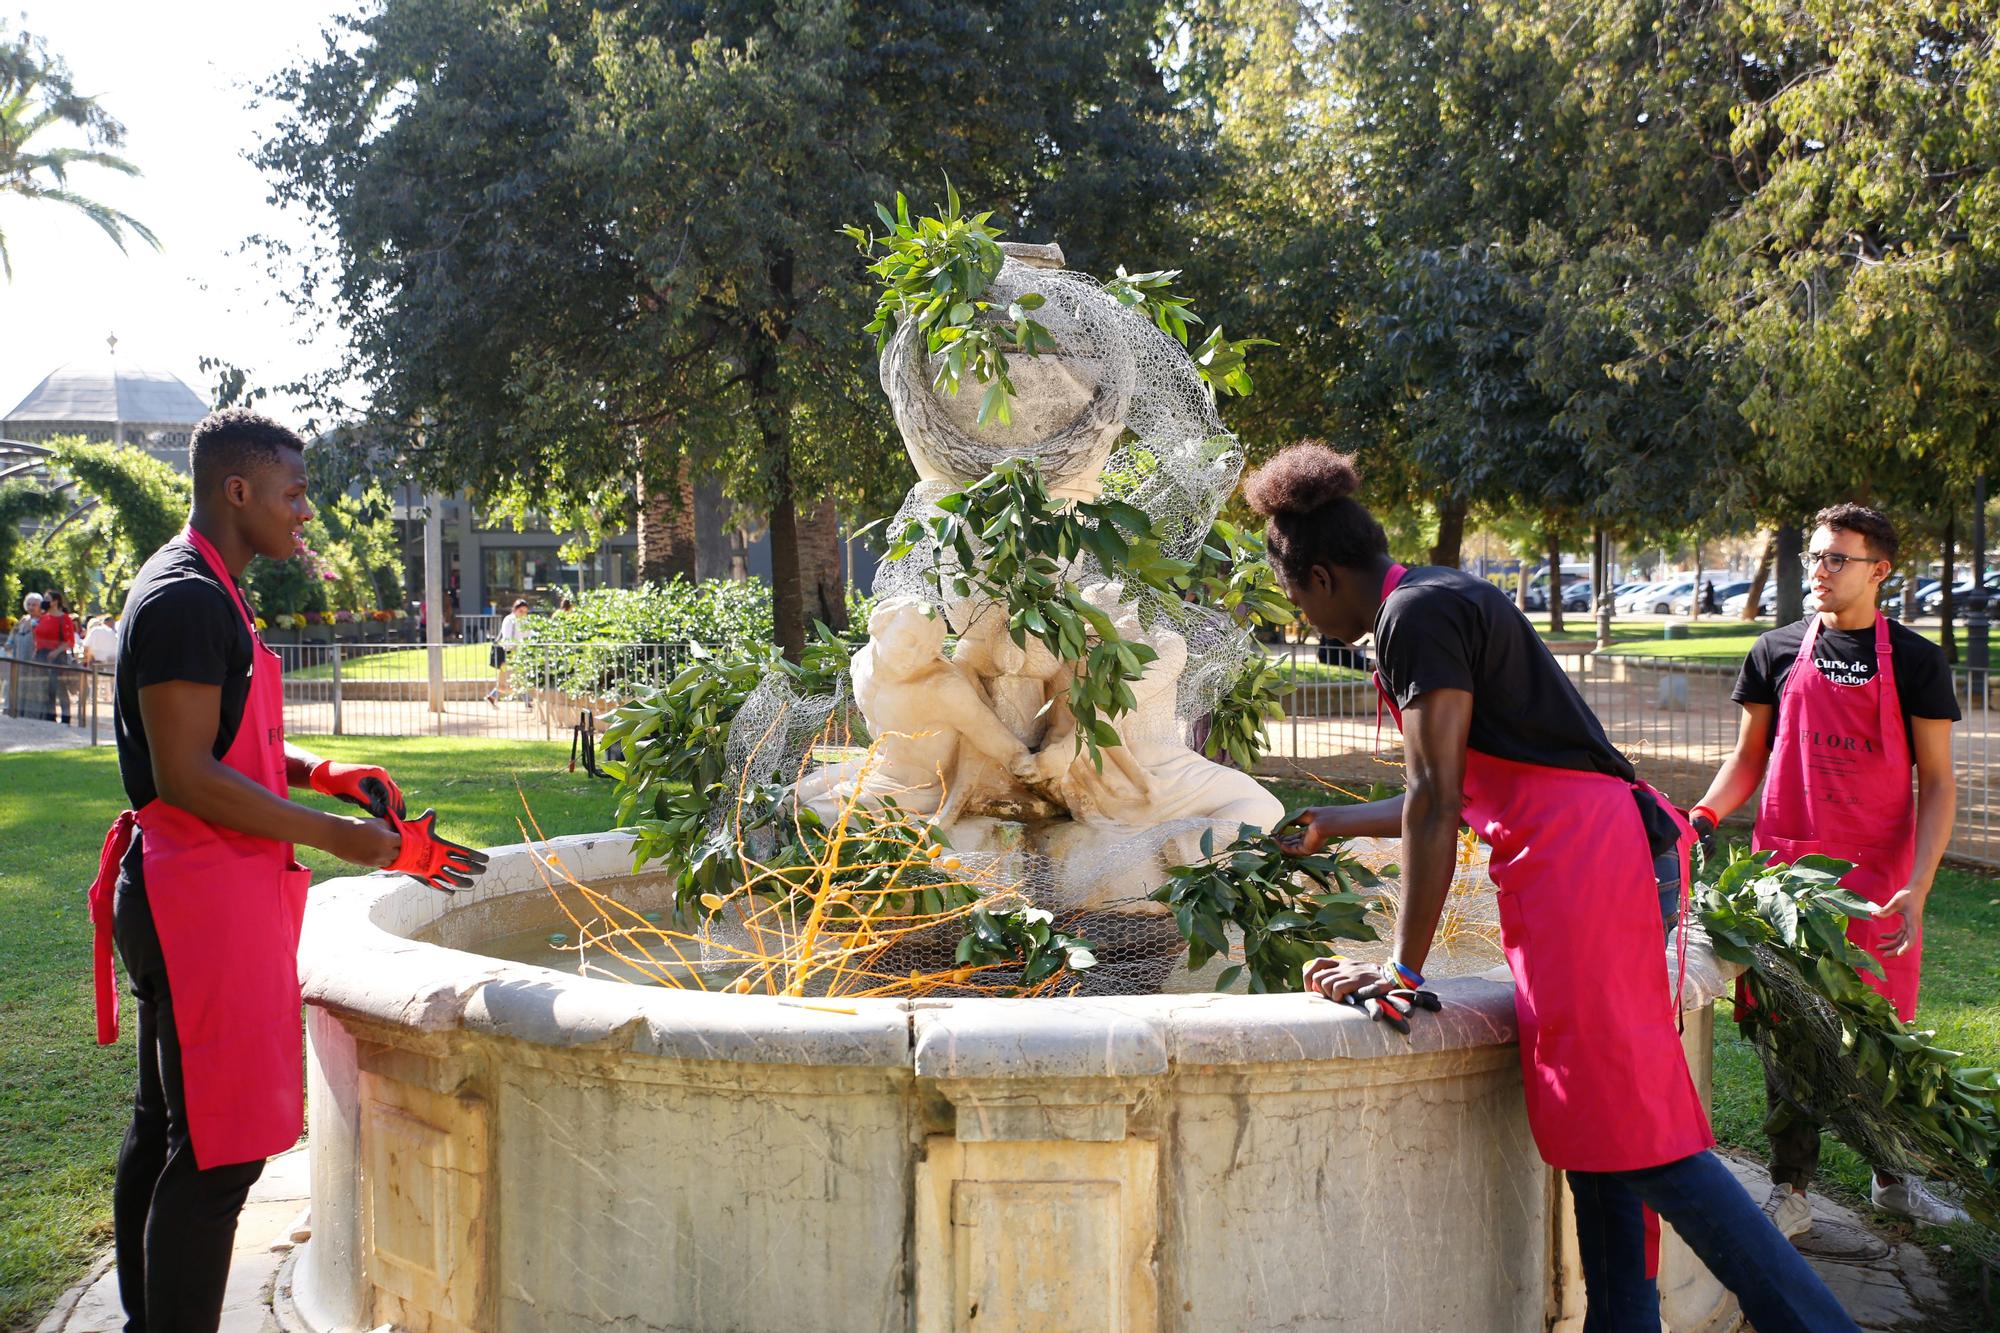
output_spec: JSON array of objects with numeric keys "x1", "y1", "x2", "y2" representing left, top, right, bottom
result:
[
  {"x1": 1717, "y1": 1154, "x2": 1944, "y2": 1331},
  {"x1": 38, "y1": 1145, "x2": 308, "y2": 1333}
]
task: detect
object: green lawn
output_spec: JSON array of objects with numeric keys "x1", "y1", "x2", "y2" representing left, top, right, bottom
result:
[
  {"x1": 0, "y1": 738, "x2": 610, "y2": 1328},
  {"x1": 285, "y1": 642, "x2": 496, "y2": 682}
]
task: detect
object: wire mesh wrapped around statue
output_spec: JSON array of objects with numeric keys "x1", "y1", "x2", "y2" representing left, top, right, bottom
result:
[{"x1": 695, "y1": 246, "x2": 1294, "y2": 994}]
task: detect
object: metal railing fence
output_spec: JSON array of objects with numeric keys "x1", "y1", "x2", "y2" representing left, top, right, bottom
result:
[
  {"x1": 1254, "y1": 643, "x2": 1999, "y2": 871},
  {"x1": 10, "y1": 635, "x2": 1995, "y2": 872},
  {"x1": 1, "y1": 652, "x2": 112, "y2": 744}
]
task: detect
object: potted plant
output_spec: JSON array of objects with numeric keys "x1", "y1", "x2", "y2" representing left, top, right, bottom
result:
[
  {"x1": 363, "y1": 609, "x2": 391, "y2": 642},
  {"x1": 301, "y1": 610, "x2": 333, "y2": 644},
  {"x1": 332, "y1": 608, "x2": 361, "y2": 641},
  {"x1": 264, "y1": 613, "x2": 302, "y2": 646},
  {"x1": 390, "y1": 607, "x2": 415, "y2": 642}
]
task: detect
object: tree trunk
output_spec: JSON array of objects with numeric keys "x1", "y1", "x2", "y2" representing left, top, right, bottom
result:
[
  {"x1": 1516, "y1": 542, "x2": 1533, "y2": 614},
  {"x1": 728, "y1": 527, "x2": 750, "y2": 582},
  {"x1": 1773, "y1": 523, "x2": 1804, "y2": 624},
  {"x1": 1942, "y1": 516, "x2": 1958, "y2": 665},
  {"x1": 1545, "y1": 525, "x2": 1565, "y2": 634},
  {"x1": 635, "y1": 454, "x2": 697, "y2": 584},
  {"x1": 694, "y1": 473, "x2": 732, "y2": 581},
  {"x1": 797, "y1": 497, "x2": 848, "y2": 633},
  {"x1": 1429, "y1": 496, "x2": 1467, "y2": 568},
  {"x1": 1741, "y1": 530, "x2": 1775, "y2": 621},
  {"x1": 1690, "y1": 538, "x2": 1703, "y2": 623}
]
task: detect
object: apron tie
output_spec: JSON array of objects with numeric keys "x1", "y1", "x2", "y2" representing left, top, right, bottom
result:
[{"x1": 89, "y1": 810, "x2": 138, "y2": 1045}]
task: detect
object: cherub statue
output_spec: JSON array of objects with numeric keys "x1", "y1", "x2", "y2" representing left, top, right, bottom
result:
[
  {"x1": 1032, "y1": 588, "x2": 1279, "y2": 830},
  {"x1": 796, "y1": 597, "x2": 1040, "y2": 822}
]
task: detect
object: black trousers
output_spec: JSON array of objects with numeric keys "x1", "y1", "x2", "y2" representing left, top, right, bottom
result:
[
  {"x1": 1765, "y1": 1062, "x2": 1825, "y2": 1189},
  {"x1": 111, "y1": 841, "x2": 265, "y2": 1333}
]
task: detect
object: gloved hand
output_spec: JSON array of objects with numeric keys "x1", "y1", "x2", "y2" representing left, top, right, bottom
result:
[
  {"x1": 386, "y1": 808, "x2": 488, "y2": 892},
  {"x1": 1689, "y1": 812, "x2": 1719, "y2": 864},
  {"x1": 309, "y1": 760, "x2": 406, "y2": 820},
  {"x1": 1342, "y1": 983, "x2": 1442, "y2": 1035}
]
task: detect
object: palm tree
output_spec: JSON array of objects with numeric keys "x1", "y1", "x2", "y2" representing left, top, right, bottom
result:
[{"x1": 0, "y1": 28, "x2": 158, "y2": 280}]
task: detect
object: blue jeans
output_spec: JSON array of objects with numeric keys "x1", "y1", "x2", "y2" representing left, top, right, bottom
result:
[{"x1": 1568, "y1": 1153, "x2": 1856, "y2": 1332}]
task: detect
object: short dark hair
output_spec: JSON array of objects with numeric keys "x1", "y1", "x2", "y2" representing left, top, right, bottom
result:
[
  {"x1": 1812, "y1": 503, "x2": 1898, "y2": 564},
  {"x1": 1242, "y1": 440, "x2": 1389, "y2": 586},
  {"x1": 189, "y1": 409, "x2": 307, "y2": 496}
]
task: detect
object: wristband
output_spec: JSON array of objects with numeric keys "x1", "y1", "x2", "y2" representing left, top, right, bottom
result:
[{"x1": 1387, "y1": 957, "x2": 1424, "y2": 989}]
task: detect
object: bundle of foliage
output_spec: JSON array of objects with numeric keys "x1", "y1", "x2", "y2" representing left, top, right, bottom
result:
[
  {"x1": 601, "y1": 630, "x2": 853, "y2": 897},
  {"x1": 889, "y1": 458, "x2": 1191, "y2": 765},
  {"x1": 1701, "y1": 849, "x2": 2000, "y2": 1226},
  {"x1": 845, "y1": 186, "x2": 1271, "y2": 423},
  {"x1": 510, "y1": 580, "x2": 780, "y2": 698},
  {"x1": 597, "y1": 638, "x2": 1099, "y2": 997},
  {"x1": 1154, "y1": 825, "x2": 1383, "y2": 994},
  {"x1": 1180, "y1": 518, "x2": 1294, "y2": 769}
]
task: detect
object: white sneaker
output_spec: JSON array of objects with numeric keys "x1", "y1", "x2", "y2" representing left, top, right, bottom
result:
[
  {"x1": 1871, "y1": 1176, "x2": 1970, "y2": 1226},
  {"x1": 1761, "y1": 1183, "x2": 1812, "y2": 1239}
]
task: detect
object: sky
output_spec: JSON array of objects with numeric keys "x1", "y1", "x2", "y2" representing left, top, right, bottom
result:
[{"x1": 0, "y1": 0, "x2": 352, "y2": 422}]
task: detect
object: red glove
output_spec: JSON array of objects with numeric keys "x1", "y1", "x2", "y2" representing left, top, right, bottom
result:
[
  {"x1": 309, "y1": 760, "x2": 406, "y2": 820},
  {"x1": 386, "y1": 808, "x2": 488, "y2": 893}
]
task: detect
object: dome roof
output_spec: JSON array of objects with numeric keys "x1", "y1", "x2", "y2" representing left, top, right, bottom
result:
[{"x1": 3, "y1": 362, "x2": 209, "y2": 426}]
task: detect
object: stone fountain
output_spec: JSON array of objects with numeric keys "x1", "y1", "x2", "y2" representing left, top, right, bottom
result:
[{"x1": 284, "y1": 244, "x2": 1745, "y2": 1331}]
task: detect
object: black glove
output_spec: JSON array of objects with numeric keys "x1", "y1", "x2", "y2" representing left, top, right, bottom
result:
[
  {"x1": 1690, "y1": 813, "x2": 1718, "y2": 863},
  {"x1": 1343, "y1": 984, "x2": 1443, "y2": 1035}
]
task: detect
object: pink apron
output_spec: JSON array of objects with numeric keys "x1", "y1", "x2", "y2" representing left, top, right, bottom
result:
[
  {"x1": 1374, "y1": 564, "x2": 1713, "y2": 1173},
  {"x1": 88, "y1": 526, "x2": 312, "y2": 1169},
  {"x1": 1753, "y1": 613, "x2": 1920, "y2": 1019}
]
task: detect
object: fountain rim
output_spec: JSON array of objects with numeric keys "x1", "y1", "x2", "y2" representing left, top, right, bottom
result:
[{"x1": 298, "y1": 830, "x2": 1738, "y2": 1080}]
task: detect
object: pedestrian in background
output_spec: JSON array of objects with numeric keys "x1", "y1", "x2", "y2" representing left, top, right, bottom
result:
[
  {"x1": 34, "y1": 588, "x2": 78, "y2": 724},
  {"x1": 487, "y1": 598, "x2": 530, "y2": 706},
  {"x1": 5, "y1": 591, "x2": 40, "y2": 717}
]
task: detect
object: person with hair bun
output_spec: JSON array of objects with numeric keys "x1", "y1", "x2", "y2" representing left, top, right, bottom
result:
[{"x1": 1246, "y1": 441, "x2": 1853, "y2": 1332}]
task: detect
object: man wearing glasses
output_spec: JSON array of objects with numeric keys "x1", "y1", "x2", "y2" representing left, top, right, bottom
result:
[{"x1": 1689, "y1": 504, "x2": 1963, "y2": 1235}]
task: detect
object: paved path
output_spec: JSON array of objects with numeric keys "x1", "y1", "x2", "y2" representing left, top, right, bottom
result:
[
  {"x1": 0, "y1": 714, "x2": 91, "y2": 752},
  {"x1": 34, "y1": 1144, "x2": 1956, "y2": 1331},
  {"x1": 36, "y1": 1146, "x2": 307, "y2": 1333}
]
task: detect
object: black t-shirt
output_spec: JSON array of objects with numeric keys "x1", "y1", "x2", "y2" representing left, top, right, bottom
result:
[
  {"x1": 115, "y1": 537, "x2": 256, "y2": 810},
  {"x1": 1733, "y1": 616, "x2": 1961, "y2": 750},
  {"x1": 1373, "y1": 565, "x2": 1635, "y2": 781}
]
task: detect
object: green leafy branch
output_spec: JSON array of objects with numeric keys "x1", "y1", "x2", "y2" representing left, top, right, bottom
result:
[
  {"x1": 955, "y1": 906, "x2": 1100, "y2": 994},
  {"x1": 1154, "y1": 825, "x2": 1383, "y2": 994},
  {"x1": 1102, "y1": 264, "x2": 1274, "y2": 398},
  {"x1": 1700, "y1": 849, "x2": 2000, "y2": 1225},
  {"x1": 841, "y1": 185, "x2": 1054, "y2": 426},
  {"x1": 889, "y1": 458, "x2": 1192, "y2": 766},
  {"x1": 844, "y1": 189, "x2": 1275, "y2": 419},
  {"x1": 1201, "y1": 653, "x2": 1288, "y2": 771}
]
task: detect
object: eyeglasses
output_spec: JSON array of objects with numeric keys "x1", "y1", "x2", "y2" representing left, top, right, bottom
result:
[{"x1": 1800, "y1": 551, "x2": 1878, "y2": 573}]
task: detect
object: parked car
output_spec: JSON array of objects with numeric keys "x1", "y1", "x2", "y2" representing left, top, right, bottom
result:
[
  {"x1": 1615, "y1": 580, "x2": 1674, "y2": 614},
  {"x1": 1560, "y1": 580, "x2": 1594, "y2": 612},
  {"x1": 1721, "y1": 583, "x2": 1821, "y2": 618},
  {"x1": 1636, "y1": 579, "x2": 1696, "y2": 615},
  {"x1": 1921, "y1": 573, "x2": 1999, "y2": 616},
  {"x1": 1669, "y1": 580, "x2": 1749, "y2": 615}
]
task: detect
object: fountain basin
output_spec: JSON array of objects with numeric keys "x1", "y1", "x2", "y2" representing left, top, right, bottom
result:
[{"x1": 292, "y1": 832, "x2": 1742, "y2": 1332}]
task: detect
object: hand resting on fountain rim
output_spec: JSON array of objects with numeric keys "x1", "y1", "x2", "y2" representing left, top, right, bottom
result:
[{"x1": 1289, "y1": 687, "x2": 1472, "y2": 996}]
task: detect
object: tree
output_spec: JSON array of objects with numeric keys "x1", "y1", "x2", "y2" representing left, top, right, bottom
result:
[
  {"x1": 39, "y1": 440, "x2": 189, "y2": 612},
  {"x1": 0, "y1": 482, "x2": 62, "y2": 613},
  {"x1": 0, "y1": 27, "x2": 157, "y2": 278},
  {"x1": 258, "y1": 0, "x2": 1210, "y2": 657}
]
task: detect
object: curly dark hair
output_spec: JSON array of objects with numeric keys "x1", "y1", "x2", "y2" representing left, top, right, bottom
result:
[
  {"x1": 189, "y1": 408, "x2": 307, "y2": 496},
  {"x1": 1812, "y1": 503, "x2": 1898, "y2": 564},
  {"x1": 1241, "y1": 441, "x2": 1388, "y2": 586}
]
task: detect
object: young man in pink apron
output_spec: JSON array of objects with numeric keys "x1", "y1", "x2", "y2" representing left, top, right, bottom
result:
[
  {"x1": 1690, "y1": 504, "x2": 1963, "y2": 1235},
  {"x1": 90, "y1": 410, "x2": 486, "y2": 1332},
  {"x1": 1247, "y1": 442, "x2": 1855, "y2": 1332}
]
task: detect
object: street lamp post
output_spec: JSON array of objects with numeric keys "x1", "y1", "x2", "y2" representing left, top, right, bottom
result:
[{"x1": 1969, "y1": 474, "x2": 1989, "y2": 694}]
